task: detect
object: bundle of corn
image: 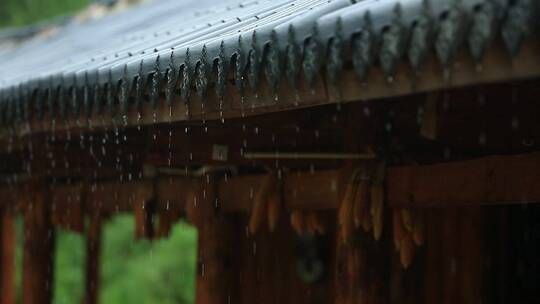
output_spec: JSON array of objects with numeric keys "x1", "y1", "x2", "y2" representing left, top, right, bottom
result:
[
  {"x1": 392, "y1": 208, "x2": 425, "y2": 269},
  {"x1": 248, "y1": 171, "x2": 283, "y2": 234},
  {"x1": 370, "y1": 162, "x2": 385, "y2": 241},
  {"x1": 338, "y1": 162, "x2": 386, "y2": 245},
  {"x1": 290, "y1": 210, "x2": 326, "y2": 236},
  {"x1": 338, "y1": 168, "x2": 360, "y2": 244}
]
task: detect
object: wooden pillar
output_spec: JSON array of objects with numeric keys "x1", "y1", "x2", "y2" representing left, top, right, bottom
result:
[
  {"x1": 458, "y1": 207, "x2": 485, "y2": 304},
  {"x1": 424, "y1": 209, "x2": 443, "y2": 304},
  {"x1": 188, "y1": 174, "x2": 240, "y2": 304},
  {"x1": 0, "y1": 212, "x2": 15, "y2": 304},
  {"x1": 423, "y1": 207, "x2": 487, "y2": 304},
  {"x1": 134, "y1": 199, "x2": 155, "y2": 240},
  {"x1": 22, "y1": 188, "x2": 55, "y2": 304},
  {"x1": 83, "y1": 214, "x2": 101, "y2": 304}
]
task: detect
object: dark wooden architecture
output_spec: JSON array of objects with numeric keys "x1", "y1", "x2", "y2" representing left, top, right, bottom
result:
[{"x1": 0, "y1": 0, "x2": 539, "y2": 303}]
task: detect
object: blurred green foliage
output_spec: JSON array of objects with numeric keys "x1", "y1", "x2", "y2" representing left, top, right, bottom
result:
[
  {"x1": 54, "y1": 231, "x2": 85, "y2": 304},
  {"x1": 99, "y1": 215, "x2": 197, "y2": 304},
  {"x1": 14, "y1": 215, "x2": 197, "y2": 304},
  {"x1": 0, "y1": 0, "x2": 90, "y2": 28}
]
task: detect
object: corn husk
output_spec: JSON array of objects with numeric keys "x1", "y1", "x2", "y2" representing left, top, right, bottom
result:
[
  {"x1": 267, "y1": 191, "x2": 281, "y2": 232},
  {"x1": 400, "y1": 233, "x2": 415, "y2": 269},
  {"x1": 305, "y1": 211, "x2": 317, "y2": 235},
  {"x1": 371, "y1": 184, "x2": 384, "y2": 241},
  {"x1": 362, "y1": 211, "x2": 372, "y2": 232},
  {"x1": 313, "y1": 212, "x2": 326, "y2": 235},
  {"x1": 290, "y1": 209, "x2": 305, "y2": 235},
  {"x1": 249, "y1": 173, "x2": 275, "y2": 234},
  {"x1": 353, "y1": 180, "x2": 369, "y2": 228},
  {"x1": 393, "y1": 209, "x2": 405, "y2": 251},
  {"x1": 305, "y1": 211, "x2": 326, "y2": 235},
  {"x1": 401, "y1": 208, "x2": 414, "y2": 232},
  {"x1": 339, "y1": 170, "x2": 360, "y2": 244}
]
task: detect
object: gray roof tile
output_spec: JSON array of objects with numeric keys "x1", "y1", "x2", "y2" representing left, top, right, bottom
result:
[{"x1": 0, "y1": 0, "x2": 538, "y2": 125}]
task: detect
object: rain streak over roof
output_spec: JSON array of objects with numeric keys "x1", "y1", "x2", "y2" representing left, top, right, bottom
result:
[{"x1": 0, "y1": 0, "x2": 538, "y2": 124}]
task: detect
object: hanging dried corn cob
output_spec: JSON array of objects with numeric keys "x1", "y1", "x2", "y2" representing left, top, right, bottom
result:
[
  {"x1": 392, "y1": 207, "x2": 426, "y2": 269},
  {"x1": 249, "y1": 172, "x2": 276, "y2": 234},
  {"x1": 393, "y1": 209, "x2": 405, "y2": 251},
  {"x1": 339, "y1": 169, "x2": 361, "y2": 244},
  {"x1": 305, "y1": 211, "x2": 326, "y2": 235},
  {"x1": 370, "y1": 162, "x2": 385, "y2": 241},
  {"x1": 361, "y1": 210, "x2": 373, "y2": 232},
  {"x1": 400, "y1": 233, "x2": 415, "y2": 269},
  {"x1": 353, "y1": 178, "x2": 369, "y2": 228},
  {"x1": 305, "y1": 211, "x2": 317, "y2": 235},
  {"x1": 267, "y1": 190, "x2": 281, "y2": 232},
  {"x1": 370, "y1": 186, "x2": 384, "y2": 241},
  {"x1": 401, "y1": 208, "x2": 414, "y2": 232},
  {"x1": 290, "y1": 209, "x2": 305, "y2": 235},
  {"x1": 312, "y1": 212, "x2": 326, "y2": 235}
]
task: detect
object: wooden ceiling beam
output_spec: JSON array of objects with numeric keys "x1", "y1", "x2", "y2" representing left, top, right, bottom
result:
[
  {"x1": 388, "y1": 152, "x2": 540, "y2": 207},
  {"x1": 3, "y1": 151, "x2": 540, "y2": 225},
  {"x1": 0, "y1": 168, "x2": 342, "y2": 217}
]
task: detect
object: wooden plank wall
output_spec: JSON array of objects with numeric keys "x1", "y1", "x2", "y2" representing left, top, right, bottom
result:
[
  {"x1": 188, "y1": 207, "x2": 494, "y2": 304},
  {"x1": 0, "y1": 212, "x2": 15, "y2": 304},
  {"x1": 0, "y1": 153, "x2": 537, "y2": 303}
]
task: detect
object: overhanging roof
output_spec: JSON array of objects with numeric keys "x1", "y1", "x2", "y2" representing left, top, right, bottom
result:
[{"x1": 0, "y1": 0, "x2": 538, "y2": 127}]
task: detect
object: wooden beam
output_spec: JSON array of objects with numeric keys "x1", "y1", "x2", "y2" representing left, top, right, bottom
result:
[
  {"x1": 0, "y1": 212, "x2": 15, "y2": 304},
  {"x1": 22, "y1": 187, "x2": 55, "y2": 304},
  {"x1": 6, "y1": 149, "x2": 540, "y2": 231},
  {"x1": 1, "y1": 169, "x2": 342, "y2": 217},
  {"x1": 51, "y1": 184, "x2": 84, "y2": 233},
  {"x1": 83, "y1": 214, "x2": 101, "y2": 304},
  {"x1": 86, "y1": 180, "x2": 154, "y2": 214},
  {"x1": 145, "y1": 127, "x2": 345, "y2": 167},
  {"x1": 388, "y1": 152, "x2": 540, "y2": 207},
  {"x1": 133, "y1": 197, "x2": 155, "y2": 239},
  {"x1": 218, "y1": 170, "x2": 340, "y2": 212}
]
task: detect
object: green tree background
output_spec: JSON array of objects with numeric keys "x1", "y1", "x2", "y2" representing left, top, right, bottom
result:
[
  {"x1": 0, "y1": 0, "x2": 90, "y2": 28},
  {"x1": 97, "y1": 216, "x2": 197, "y2": 304},
  {"x1": 14, "y1": 215, "x2": 198, "y2": 304}
]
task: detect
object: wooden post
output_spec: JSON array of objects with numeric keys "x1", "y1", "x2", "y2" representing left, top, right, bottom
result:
[
  {"x1": 0, "y1": 212, "x2": 15, "y2": 304},
  {"x1": 133, "y1": 199, "x2": 155, "y2": 240},
  {"x1": 22, "y1": 188, "x2": 55, "y2": 304},
  {"x1": 83, "y1": 214, "x2": 101, "y2": 304},
  {"x1": 422, "y1": 207, "x2": 487, "y2": 304},
  {"x1": 189, "y1": 174, "x2": 240, "y2": 304},
  {"x1": 458, "y1": 207, "x2": 485, "y2": 304},
  {"x1": 424, "y1": 209, "x2": 443, "y2": 304}
]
